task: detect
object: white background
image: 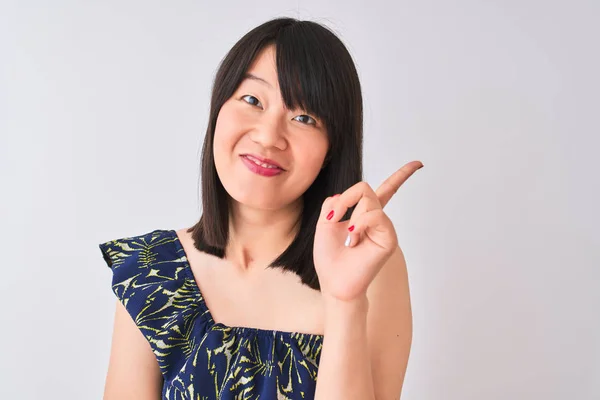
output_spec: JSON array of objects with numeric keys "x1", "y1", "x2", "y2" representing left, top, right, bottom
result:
[{"x1": 1, "y1": 1, "x2": 598, "y2": 399}]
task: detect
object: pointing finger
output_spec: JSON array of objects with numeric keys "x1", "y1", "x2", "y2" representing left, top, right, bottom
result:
[{"x1": 376, "y1": 161, "x2": 423, "y2": 208}]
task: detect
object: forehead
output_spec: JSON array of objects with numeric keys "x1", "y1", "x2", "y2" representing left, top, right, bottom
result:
[{"x1": 244, "y1": 45, "x2": 279, "y2": 89}]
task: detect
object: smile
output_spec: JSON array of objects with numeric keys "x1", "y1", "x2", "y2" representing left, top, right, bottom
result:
[{"x1": 240, "y1": 155, "x2": 284, "y2": 177}]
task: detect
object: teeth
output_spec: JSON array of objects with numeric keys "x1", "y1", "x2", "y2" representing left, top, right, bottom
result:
[{"x1": 246, "y1": 156, "x2": 279, "y2": 169}]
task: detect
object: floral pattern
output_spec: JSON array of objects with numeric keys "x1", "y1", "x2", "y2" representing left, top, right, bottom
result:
[{"x1": 99, "y1": 229, "x2": 323, "y2": 399}]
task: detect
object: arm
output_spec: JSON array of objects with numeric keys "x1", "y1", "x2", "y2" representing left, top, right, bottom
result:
[
  {"x1": 103, "y1": 300, "x2": 163, "y2": 400},
  {"x1": 314, "y1": 245, "x2": 413, "y2": 400}
]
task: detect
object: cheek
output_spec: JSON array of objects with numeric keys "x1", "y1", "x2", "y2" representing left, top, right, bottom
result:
[
  {"x1": 292, "y1": 136, "x2": 329, "y2": 176},
  {"x1": 213, "y1": 105, "x2": 243, "y2": 159}
]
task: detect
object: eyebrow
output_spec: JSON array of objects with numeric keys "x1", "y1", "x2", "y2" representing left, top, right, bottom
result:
[{"x1": 243, "y1": 73, "x2": 274, "y2": 89}]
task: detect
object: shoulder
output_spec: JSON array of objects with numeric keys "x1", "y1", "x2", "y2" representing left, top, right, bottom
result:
[
  {"x1": 99, "y1": 229, "x2": 178, "y2": 268},
  {"x1": 98, "y1": 228, "x2": 194, "y2": 306},
  {"x1": 366, "y1": 245, "x2": 413, "y2": 398},
  {"x1": 99, "y1": 228, "x2": 205, "y2": 378},
  {"x1": 366, "y1": 245, "x2": 411, "y2": 310}
]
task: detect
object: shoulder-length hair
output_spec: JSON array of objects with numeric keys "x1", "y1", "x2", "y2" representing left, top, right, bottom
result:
[{"x1": 188, "y1": 17, "x2": 363, "y2": 291}]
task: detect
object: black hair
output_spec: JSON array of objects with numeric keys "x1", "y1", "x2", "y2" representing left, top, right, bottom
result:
[{"x1": 188, "y1": 17, "x2": 363, "y2": 290}]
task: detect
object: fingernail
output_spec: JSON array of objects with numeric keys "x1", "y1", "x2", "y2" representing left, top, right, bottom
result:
[
  {"x1": 326, "y1": 210, "x2": 334, "y2": 220},
  {"x1": 348, "y1": 225, "x2": 355, "y2": 232},
  {"x1": 344, "y1": 235, "x2": 351, "y2": 247}
]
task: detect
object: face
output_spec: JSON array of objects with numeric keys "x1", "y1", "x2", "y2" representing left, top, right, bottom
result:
[{"x1": 213, "y1": 44, "x2": 329, "y2": 211}]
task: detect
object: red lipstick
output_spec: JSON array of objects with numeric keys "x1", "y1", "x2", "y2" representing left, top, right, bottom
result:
[{"x1": 240, "y1": 154, "x2": 284, "y2": 177}]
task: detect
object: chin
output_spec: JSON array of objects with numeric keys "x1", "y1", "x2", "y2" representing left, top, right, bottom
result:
[{"x1": 230, "y1": 195, "x2": 284, "y2": 211}]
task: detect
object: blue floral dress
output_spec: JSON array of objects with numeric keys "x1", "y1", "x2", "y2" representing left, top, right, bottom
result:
[{"x1": 99, "y1": 229, "x2": 324, "y2": 399}]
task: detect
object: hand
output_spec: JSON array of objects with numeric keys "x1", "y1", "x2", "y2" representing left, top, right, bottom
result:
[{"x1": 313, "y1": 161, "x2": 423, "y2": 302}]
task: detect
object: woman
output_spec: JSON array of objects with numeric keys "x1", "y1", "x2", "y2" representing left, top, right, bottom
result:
[{"x1": 99, "y1": 17, "x2": 421, "y2": 400}]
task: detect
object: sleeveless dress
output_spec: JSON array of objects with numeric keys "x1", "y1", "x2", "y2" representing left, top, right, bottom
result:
[{"x1": 99, "y1": 229, "x2": 324, "y2": 399}]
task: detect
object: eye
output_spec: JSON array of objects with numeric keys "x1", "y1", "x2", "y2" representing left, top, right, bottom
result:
[
  {"x1": 241, "y1": 95, "x2": 262, "y2": 108},
  {"x1": 293, "y1": 114, "x2": 317, "y2": 126}
]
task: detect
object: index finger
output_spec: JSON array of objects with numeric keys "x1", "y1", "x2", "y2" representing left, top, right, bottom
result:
[{"x1": 375, "y1": 161, "x2": 424, "y2": 208}]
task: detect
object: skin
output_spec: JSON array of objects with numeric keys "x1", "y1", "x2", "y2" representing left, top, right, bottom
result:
[
  {"x1": 313, "y1": 162, "x2": 423, "y2": 399},
  {"x1": 103, "y1": 44, "x2": 330, "y2": 398},
  {"x1": 103, "y1": 43, "x2": 420, "y2": 399},
  {"x1": 213, "y1": 44, "x2": 329, "y2": 273}
]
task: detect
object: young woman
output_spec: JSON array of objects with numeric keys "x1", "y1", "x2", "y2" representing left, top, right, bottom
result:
[{"x1": 99, "y1": 17, "x2": 421, "y2": 400}]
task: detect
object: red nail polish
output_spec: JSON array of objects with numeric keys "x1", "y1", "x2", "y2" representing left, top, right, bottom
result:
[
  {"x1": 326, "y1": 210, "x2": 334, "y2": 220},
  {"x1": 348, "y1": 225, "x2": 355, "y2": 232}
]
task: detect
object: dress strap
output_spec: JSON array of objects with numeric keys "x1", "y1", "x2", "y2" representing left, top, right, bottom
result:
[{"x1": 98, "y1": 229, "x2": 209, "y2": 381}]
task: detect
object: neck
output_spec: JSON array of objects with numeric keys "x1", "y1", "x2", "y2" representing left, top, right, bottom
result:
[{"x1": 225, "y1": 197, "x2": 303, "y2": 273}]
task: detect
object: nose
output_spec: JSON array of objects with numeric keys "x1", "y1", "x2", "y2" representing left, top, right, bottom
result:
[{"x1": 249, "y1": 113, "x2": 288, "y2": 151}]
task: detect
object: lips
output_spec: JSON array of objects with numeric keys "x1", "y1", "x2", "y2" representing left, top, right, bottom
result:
[
  {"x1": 240, "y1": 154, "x2": 285, "y2": 170},
  {"x1": 240, "y1": 155, "x2": 284, "y2": 177}
]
